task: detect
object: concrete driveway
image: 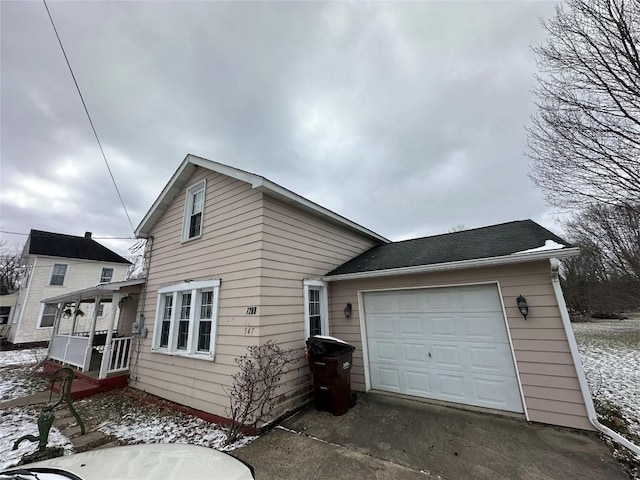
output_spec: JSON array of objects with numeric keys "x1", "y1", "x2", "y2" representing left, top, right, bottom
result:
[{"x1": 235, "y1": 393, "x2": 628, "y2": 480}]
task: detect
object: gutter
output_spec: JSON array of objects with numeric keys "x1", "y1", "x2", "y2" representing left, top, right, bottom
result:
[
  {"x1": 550, "y1": 258, "x2": 640, "y2": 456},
  {"x1": 323, "y1": 247, "x2": 580, "y2": 281}
]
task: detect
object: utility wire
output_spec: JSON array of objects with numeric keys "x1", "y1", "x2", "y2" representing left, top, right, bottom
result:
[{"x1": 42, "y1": 0, "x2": 135, "y2": 234}]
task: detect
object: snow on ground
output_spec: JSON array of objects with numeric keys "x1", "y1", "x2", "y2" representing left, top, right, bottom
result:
[
  {"x1": 0, "y1": 348, "x2": 47, "y2": 367},
  {"x1": 0, "y1": 348, "x2": 49, "y2": 402},
  {"x1": 572, "y1": 316, "x2": 640, "y2": 436},
  {"x1": 0, "y1": 407, "x2": 74, "y2": 470},
  {"x1": 98, "y1": 410, "x2": 256, "y2": 452}
]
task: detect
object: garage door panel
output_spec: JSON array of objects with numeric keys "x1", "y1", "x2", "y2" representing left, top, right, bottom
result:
[
  {"x1": 432, "y1": 344, "x2": 462, "y2": 369},
  {"x1": 468, "y1": 344, "x2": 514, "y2": 375},
  {"x1": 370, "y1": 340, "x2": 399, "y2": 363},
  {"x1": 376, "y1": 366, "x2": 401, "y2": 390},
  {"x1": 404, "y1": 343, "x2": 429, "y2": 365},
  {"x1": 435, "y1": 373, "x2": 467, "y2": 401},
  {"x1": 398, "y1": 316, "x2": 425, "y2": 336},
  {"x1": 367, "y1": 314, "x2": 396, "y2": 335},
  {"x1": 430, "y1": 316, "x2": 457, "y2": 338},
  {"x1": 365, "y1": 285, "x2": 523, "y2": 413},
  {"x1": 406, "y1": 370, "x2": 431, "y2": 395}
]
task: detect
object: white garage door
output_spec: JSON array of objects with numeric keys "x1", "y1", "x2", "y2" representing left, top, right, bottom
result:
[{"x1": 364, "y1": 284, "x2": 523, "y2": 413}]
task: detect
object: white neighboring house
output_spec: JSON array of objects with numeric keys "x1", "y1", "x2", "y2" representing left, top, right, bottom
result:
[{"x1": 8, "y1": 230, "x2": 131, "y2": 345}]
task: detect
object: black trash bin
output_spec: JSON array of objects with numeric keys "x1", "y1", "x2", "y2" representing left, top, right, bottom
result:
[{"x1": 306, "y1": 336, "x2": 356, "y2": 416}]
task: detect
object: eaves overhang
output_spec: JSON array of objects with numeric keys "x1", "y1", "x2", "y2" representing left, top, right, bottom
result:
[
  {"x1": 135, "y1": 154, "x2": 389, "y2": 244},
  {"x1": 322, "y1": 247, "x2": 580, "y2": 282},
  {"x1": 42, "y1": 278, "x2": 146, "y2": 304}
]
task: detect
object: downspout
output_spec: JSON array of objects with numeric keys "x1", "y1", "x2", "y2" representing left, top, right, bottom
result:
[{"x1": 550, "y1": 258, "x2": 640, "y2": 456}]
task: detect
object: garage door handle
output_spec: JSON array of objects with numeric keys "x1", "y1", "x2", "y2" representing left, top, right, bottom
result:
[
  {"x1": 428, "y1": 353, "x2": 432, "y2": 358},
  {"x1": 316, "y1": 362, "x2": 326, "y2": 366}
]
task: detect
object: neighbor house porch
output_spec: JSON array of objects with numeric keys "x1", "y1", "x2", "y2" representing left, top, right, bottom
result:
[{"x1": 42, "y1": 278, "x2": 145, "y2": 399}]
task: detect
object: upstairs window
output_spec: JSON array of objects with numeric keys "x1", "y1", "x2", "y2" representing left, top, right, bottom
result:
[
  {"x1": 50, "y1": 264, "x2": 68, "y2": 286},
  {"x1": 152, "y1": 280, "x2": 220, "y2": 358},
  {"x1": 182, "y1": 180, "x2": 206, "y2": 242},
  {"x1": 303, "y1": 280, "x2": 329, "y2": 339},
  {"x1": 100, "y1": 267, "x2": 114, "y2": 283}
]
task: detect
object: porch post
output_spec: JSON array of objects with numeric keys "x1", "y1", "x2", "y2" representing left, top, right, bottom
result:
[
  {"x1": 82, "y1": 295, "x2": 102, "y2": 372},
  {"x1": 46, "y1": 302, "x2": 65, "y2": 360},
  {"x1": 99, "y1": 293, "x2": 121, "y2": 379},
  {"x1": 70, "y1": 297, "x2": 82, "y2": 335}
]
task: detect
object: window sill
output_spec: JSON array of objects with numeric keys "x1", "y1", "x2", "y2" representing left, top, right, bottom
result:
[
  {"x1": 151, "y1": 348, "x2": 214, "y2": 361},
  {"x1": 180, "y1": 234, "x2": 203, "y2": 244}
]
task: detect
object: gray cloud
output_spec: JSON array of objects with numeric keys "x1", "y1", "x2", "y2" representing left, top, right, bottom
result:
[{"x1": 1, "y1": 1, "x2": 560, "y2": 256}]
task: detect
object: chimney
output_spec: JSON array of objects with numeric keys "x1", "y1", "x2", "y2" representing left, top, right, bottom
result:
[{"x1": 84, "y1": 232, "x2": 92, "y2": 239}]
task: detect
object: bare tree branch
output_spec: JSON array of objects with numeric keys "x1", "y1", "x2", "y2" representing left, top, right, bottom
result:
[{"x1": 527, "y1": 0, "x2": 640, "y2": 212}]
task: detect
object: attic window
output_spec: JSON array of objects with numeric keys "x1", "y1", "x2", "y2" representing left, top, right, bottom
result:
[{"x1": 182, "y1": 180, "x2": 206, "y2": 242}]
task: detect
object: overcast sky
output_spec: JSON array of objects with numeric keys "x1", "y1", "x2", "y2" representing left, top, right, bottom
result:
[{"x1": 1, "y1": 1, "x2": 560, "y2": 257}]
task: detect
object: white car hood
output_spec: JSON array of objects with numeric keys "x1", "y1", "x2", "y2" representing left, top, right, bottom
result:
[{"x1": 2, "y1": 444, "x2": 254, "y2": 480}]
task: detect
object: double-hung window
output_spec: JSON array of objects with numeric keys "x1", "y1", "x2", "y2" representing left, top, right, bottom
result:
[
  {"x1": 100, "y1": 267, "x2": 114, "y2": 283},
  {"x1": 303, "y1": 279, "x2": 329, "y2": 339},
  {"x1": 40, "y1": 303, "x2": 58, "y2": 327},
  {"x1": 182, "y1": 180, "x2": 206, "y2": 242},
  {"x1": 153, "y1": 280, "x2": 220, "y2": 358},
  {"x1": 50, "y1": 264, "x2": 68, "y2": 286}
]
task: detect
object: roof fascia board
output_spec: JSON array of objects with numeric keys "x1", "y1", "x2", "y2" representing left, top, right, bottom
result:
[
  {"x1": 31, "y1": 254, "x2": 130, "y2": 265},
  {"x1": 135, "y1": 157, "x2": 197, "y2": 237},
  {"x1": 322, "y1": 247, "x2": 580, "y2": 281},
  {"x1": 135, "y1": 154, "x2": 389, "y2": 243},
  {"x1": 42, "y1": 278, "x2": 146, "y2": 304},
  {"x1": 253, "y1": 178, "x2": 389, "y2": 243}
]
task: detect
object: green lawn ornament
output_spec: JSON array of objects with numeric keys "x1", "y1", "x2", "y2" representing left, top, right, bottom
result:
[{"x1": 13, "y1": 367, "x2": 85, "y2": 454}]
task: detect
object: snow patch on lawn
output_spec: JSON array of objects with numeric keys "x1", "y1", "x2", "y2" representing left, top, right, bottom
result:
[
  {"x1": 98, "y1": 410, "x2": 256, "y2": 452},
  {"x1": 0, "y1": 348, "x2": 49, "y2": 402},
  {"x1": 0, "y1": 348, "x2": 47, "y2": 367},
  {"x1": 0, "y1": 408, "x2": 73, "y2": 470},
  {"x1": 572, "y1": 317, "x2": 640, "y2": 436}
]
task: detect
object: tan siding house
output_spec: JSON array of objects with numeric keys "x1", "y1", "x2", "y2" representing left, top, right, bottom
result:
[
  {"x1": 130, "y1": 154, "x2": 596, "y2": 433},
  {"x1": 327, "y1": 261, "x2": 591, "y2": 430}
]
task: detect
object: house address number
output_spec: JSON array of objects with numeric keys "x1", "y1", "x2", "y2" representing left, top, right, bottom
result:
[{"x1": 246, "y1": 306, "x2": 257, "y2": 315}]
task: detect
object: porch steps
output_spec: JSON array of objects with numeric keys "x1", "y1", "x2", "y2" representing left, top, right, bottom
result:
[
  {"x1": 54, "y1": 405, "x2": 117, "y2": 453},
  {"x1": 44, "y1": 360, "x2": 128, "y2": 401}
]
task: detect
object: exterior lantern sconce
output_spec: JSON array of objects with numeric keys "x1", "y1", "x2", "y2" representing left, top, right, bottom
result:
[
  {"x1": 344, "y1": 303, "x2": 352, "y2": 319},
  {"x1": 517, "y1": 295, "x2": 529, "y2": 320}
]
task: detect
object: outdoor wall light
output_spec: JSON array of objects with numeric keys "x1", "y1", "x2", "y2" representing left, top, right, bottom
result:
[
  {"x1": 344, "y1": 303, "x2": 352, "y2": 319},
  {"x1": 517, "y1": 295, "x2": 529, "y2": 320}
]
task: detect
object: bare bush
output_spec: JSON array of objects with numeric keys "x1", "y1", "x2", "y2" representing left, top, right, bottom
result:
[{"x1": 225, "y1": 341, "x2": 295, "y2": 444}]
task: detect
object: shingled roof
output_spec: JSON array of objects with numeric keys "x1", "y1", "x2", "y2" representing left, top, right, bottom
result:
[
  {"x1": 26, "y1": 230, "x2": 130, "y2": 264},
  {"x1": 326, "y1": 220, "x2": 571, "y2": 276}
]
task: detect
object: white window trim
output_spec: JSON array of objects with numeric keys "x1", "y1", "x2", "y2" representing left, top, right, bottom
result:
[
  {"x1": 152, "y1": 279, "x2": 220, "y2": 360},
  {"x1": 99, "y1": 266, "x2": 115, "y2": 284},
  {"x1": 49, "y1": 263, "x2": 69, "y2": 286},
  {"x1": 303, "y1": 279, "x2": 329, "y2": 339},
  {"x1": 181, "y1": 180, "x2": 207, "y2": 243}
]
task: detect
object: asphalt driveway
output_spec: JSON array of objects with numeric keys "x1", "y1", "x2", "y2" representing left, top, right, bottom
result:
[{"x1": 235, "y1": 393, "x2": 628, "y2": 480}]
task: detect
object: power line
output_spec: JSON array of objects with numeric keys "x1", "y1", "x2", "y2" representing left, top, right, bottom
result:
[{"x1": 42, "y1": 0, "x2": 135, "y2": 234}]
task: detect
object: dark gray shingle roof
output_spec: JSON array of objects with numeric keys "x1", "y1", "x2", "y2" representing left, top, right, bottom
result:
[
  {"x1": 326, "y1": 220, "x2": 570, "y2": 276},
  {"x1": 27, "y1": 230, "x2": 130, "y2": 264}
]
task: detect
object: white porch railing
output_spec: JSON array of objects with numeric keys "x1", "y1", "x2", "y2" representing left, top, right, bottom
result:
[
  {"x1": 49, "y1": 334, "x2": 90, "y2": 369},
  {"x1": 107, "y1": 336, "x2": 134, "y2": 374}
]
